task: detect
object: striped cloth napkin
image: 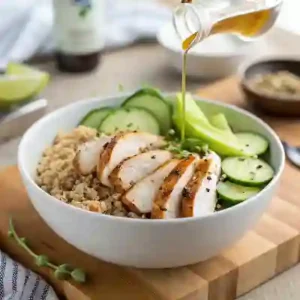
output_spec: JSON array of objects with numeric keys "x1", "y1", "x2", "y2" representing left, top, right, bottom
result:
[{"x1": 0, "y1": 251, "x2": 58, "y2": 300}]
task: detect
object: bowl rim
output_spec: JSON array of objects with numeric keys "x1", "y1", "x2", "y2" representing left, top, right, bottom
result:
[
  {"x1": 157, "y1": 23, "x2": 249, "y2": 58},
  {"x1": 18, "y1": 93, "x2": 285, "y2": 225},
  {"x1": 239, "y1": 55, "x2": 300, "y2": 102}
]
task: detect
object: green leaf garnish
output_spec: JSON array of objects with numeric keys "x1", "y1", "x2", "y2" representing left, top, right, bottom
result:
[
  {"x1": 8, "y1": 217, "x2": 87, "y2": 284},
  {"x1": 19, "y1": 237, "x2": 27, "y2": 244},
  {"x1": 54, "y1": 264, "x2": 73, "y2": 280},
  {"x1": 35, "y1": 255, "x2": 49, "y2": 267},
  {"x1": 71, "y1": 268, "x2": 86, "y2": 283}
]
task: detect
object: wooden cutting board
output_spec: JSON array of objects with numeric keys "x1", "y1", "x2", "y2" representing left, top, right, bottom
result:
[{"x1": 1, "y1": 77, "x2": 300, "y2": 300}]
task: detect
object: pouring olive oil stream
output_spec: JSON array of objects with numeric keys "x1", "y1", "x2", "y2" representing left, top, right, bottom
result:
[{"x1": 174, "y1": 0, "x2": 282, "y2": 142}]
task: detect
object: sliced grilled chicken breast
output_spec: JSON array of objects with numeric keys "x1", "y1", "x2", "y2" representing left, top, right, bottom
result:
[
  {"x1": 73, "y1": 135, "x2": 112, "y2": 175},
  {"x1": 110, "y1": 150, "x2": 173, "y2": 193},
  {"x1": 205, "y1": 151, "x2": 222, "y2": 177},
  {"x1": 152, "y1": 155, "x2": 199, "y2": 219},
  {"x1": 122, "y1": 159, "x2": 179, "y2": 214},
  {"x1": 182, "y1": 151, "x2": 222, "y2": 218},
  {"x1": 97, "y1": 132, "x2": 165, "y2": 187}
]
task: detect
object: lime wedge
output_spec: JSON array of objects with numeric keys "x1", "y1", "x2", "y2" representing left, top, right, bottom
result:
[
  {"x1": 6, "y1": 62, "x2": 50, "y2": 93},
  {"x1": 0, "y1": 76, "x2": 46, "y2": 109},
  {"x1": 0, "y1": 63, "x2": 50, "y2": 110}
]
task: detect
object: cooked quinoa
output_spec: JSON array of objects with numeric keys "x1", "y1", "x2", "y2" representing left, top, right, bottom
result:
[{"x1": 36, "y1": 126, "x2": 143, "y2": 218}]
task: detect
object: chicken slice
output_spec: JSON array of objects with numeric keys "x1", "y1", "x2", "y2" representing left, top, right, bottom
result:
[
  {"x1": 109, "y1": 150, "x2": 173, "y2": 193},
  {"x1": 73, "y1": 135, "x2": 112, "y2": 175},
  {"x1": 205, "y1": 151, "x2": 222, "y2": 177},
  {"x1": 152, "y1": 155, "x2": 199, "y2": 219},
  {"x1": 97, "y1": 132, "x2": 165, "y2": 187},
  {"x1": 122, "y1": 159, "x2": 179, "y2": 214},
  {"x1": 182, "y1": 151, "x2": 222, "y2": 218}
]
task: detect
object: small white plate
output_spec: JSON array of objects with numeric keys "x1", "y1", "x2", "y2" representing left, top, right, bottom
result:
[
  {"x1": 157, "y1": 23, "x2": 253, "y2": 79},
  {"x1": 157, "y1": 23, "x2": 300, "y2": 79}
]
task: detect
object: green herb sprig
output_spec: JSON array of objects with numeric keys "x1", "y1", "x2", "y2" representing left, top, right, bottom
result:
[
  {"x1": 163, "y1": 130, "x2": 210, "y2": 159},
  {"x1": 164, "y1": 142, "x2": 192, "y2": 159},
  {"x1": 8, "y1": 217, "x2": 86, "y2": 283}
]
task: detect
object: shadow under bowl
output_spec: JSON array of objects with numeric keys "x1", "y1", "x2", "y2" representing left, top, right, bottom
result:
[{"x1": 241, "y1": 58, "x2": 300, "y2": 117}]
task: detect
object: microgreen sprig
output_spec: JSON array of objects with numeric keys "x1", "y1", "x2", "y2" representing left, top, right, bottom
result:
[
  {"x1": 8, "y1": 217, "x2": 86, "y2": 283},
  {"x1": 163, "y1": 131, "x2": 210, "y2": 159}
]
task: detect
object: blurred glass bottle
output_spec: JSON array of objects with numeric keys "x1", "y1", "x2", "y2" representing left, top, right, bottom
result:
[
  {"x1": 52, "y1": 0, "x2": 105, "y2": 72},
  {"x1": 173, "y1": 0, "x2": 283, "y2": 50}
]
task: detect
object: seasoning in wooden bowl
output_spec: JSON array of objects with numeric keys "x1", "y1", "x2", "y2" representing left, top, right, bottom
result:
[
  {"x1": 241, "y1": 58, "x2": 300, "y2": 116},
  {"x1": 249, "y1": 71, "x2": 300, "y2": 98}
]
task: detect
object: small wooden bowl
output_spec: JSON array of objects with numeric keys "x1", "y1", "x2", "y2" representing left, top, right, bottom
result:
[{"x1": 240, "y1": 58, "x2": 300, "y2": 117}]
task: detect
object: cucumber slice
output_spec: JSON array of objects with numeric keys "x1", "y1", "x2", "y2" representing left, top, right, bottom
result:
[
  {"x1": 222, "y1": 157, "x2": 274, "y2": 186},
  {"x1": 217, "y1": 181, "x2": 261, "y2": 205},
  {"x1": 99, "y1": 107, "x2": 160, "y2": 135},
  {"x1": 80, "y1": 108, "x2": 112, "y2": 129},
  {"x1": 236, "y1": 132, "x2": 269, "y2": 156},
  {"x1": 122, "y1": 88, "x2": 171, "y2": 134}
]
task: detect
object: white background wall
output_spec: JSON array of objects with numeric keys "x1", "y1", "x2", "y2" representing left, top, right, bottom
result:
[{"x1": 274, "y1": 0, "x2": 300, "y2": 33}]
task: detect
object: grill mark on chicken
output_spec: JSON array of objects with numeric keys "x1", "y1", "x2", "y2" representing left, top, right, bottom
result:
[
  {"x1": 181, "y1": 159, "x2": 211, "y2": 217},
  {"x1": 97, "y1": 134, "x2": 121, "y2": 183},
  {"x1": 121, "y1": 159, "x2": 179, "y2": 214},
  {"x1": 152, "y1": 155, "x2": 197, "y2": 219},
  {"x1": 109, "y1": 150, "x2": 172, "y2": 193},
  {"x1": 97, "y1": 132, "x2": 165, "y2": 187},
  {"x1": 73, "y1": 136, "x2": 112, "y2": 175},
  {"x1": 181, "y1": 157, "x2": 217, "y2": 218}
]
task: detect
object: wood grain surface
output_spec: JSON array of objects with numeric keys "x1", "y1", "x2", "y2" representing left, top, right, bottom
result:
[{"x1": 0, "y1": 77, "x2": 300, "y2": 300}]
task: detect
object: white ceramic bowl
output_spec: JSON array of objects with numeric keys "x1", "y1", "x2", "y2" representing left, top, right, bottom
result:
[
  {"x1": 157, "y1": 23, "x2": 253, "y2": 79},
  {"x1": 18, "y1": 94, "x2": 285, "y2": 268}
]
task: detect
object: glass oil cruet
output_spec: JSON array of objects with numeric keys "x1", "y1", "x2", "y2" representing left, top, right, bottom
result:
[
  {"x1": 173, "y1": 0, "x2": 283, "y2": 51},
  {"x1": 172, "y1": 0, "x2": 283, "y2": 142}
]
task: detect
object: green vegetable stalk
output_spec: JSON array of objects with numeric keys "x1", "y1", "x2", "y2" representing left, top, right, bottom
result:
[
  {"x1": 173, "y1": 93, "x2": 250, "y2": 156},
  {"x1": 8, "y1": 217, "x2": 86, "y2": 283}
]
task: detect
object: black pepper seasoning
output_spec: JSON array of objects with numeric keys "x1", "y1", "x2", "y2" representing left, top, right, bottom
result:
[
  {"x1": 171, "y1": 169, "x2": 180, "y2": 176},
  {"x1": 249, "y1": 171, "x2": 256, "y2": 180},
  {"x1": 182, "y1": 187, "x2": 190, "y2": 198}
]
